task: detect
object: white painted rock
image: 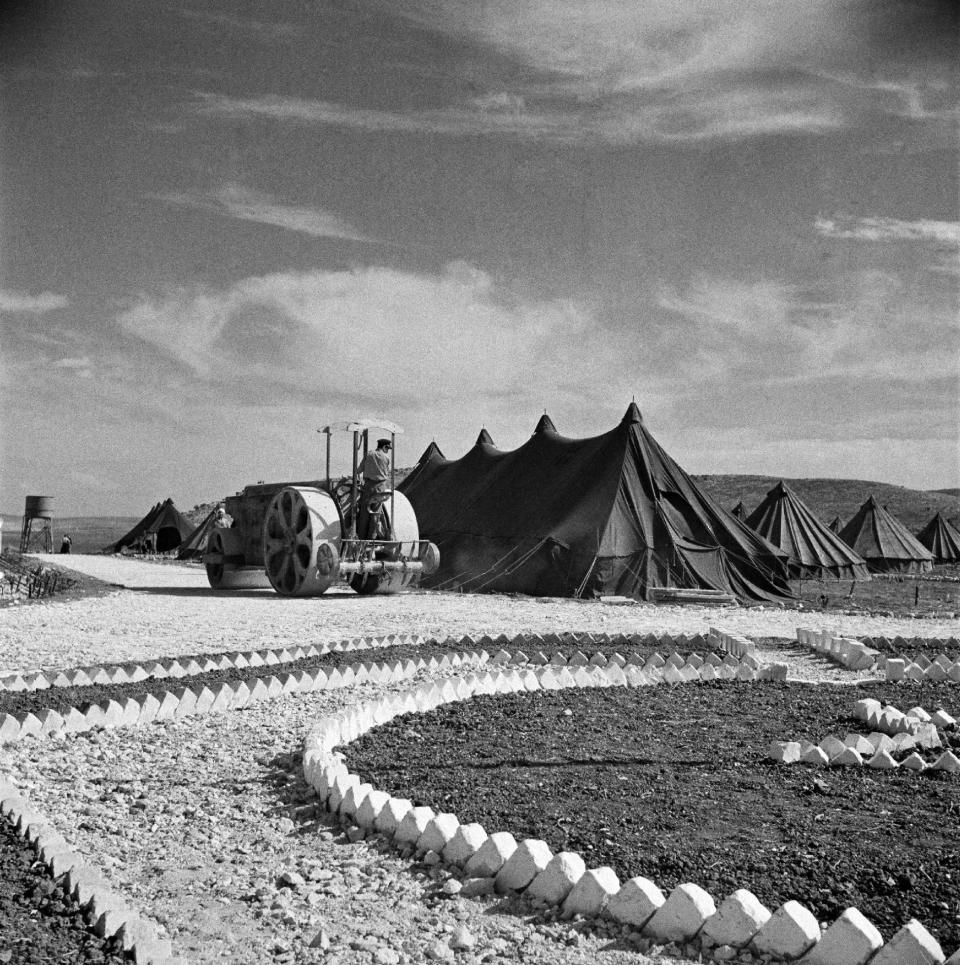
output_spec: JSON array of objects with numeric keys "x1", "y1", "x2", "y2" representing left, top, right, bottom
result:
[
  {"x1": 701, "y1": 888, "x2": 771, "y2": 948},
  {"x1": 495, "y1": 839, "x2": 553, "y2": 893},
  {"x1": 901, "y1": 752, "x2": 927, "y2": 771},
  {"x1": 355, "y1": 789, "x2": 390, "y2": 829},
  {"x1": 606, "y1": 876, "x2": 665, "y2": 928},
  {"x1": 867, "y1": 749, "x2": 899, "y2": 770},
  {"x1": 751, "y1": 900, "x2": 820, "y2": 959},
  {"x1": 416, "y1": 813, "x2": 460, "y2": 855},
  {"x1": 560, "y1": 867, "x2": 620, "y2": 918},
  {"x1": 819, "y1": 736, "x2": 847, "y2": 760},
  {"x1": 932, "y1": 750, "x2": 960, "y2": 773},
  {"x1": 870, "y1": 918, "x2": 945, "y2": 965},
  {"x1": 843, "y1": 734, "x2": 875, "y2": 756},
  {"x1": 804, "y1": 907, "x2": 883, "y2": 965},
  {"x1": 374, "y1": 797, "x2": 412, "y2": 836},
  {"x1": 931, "y1": 709, "x2": 956, "y2": 729},
  {"x1": 442, "y1": 823, "x2": 488, "y2": 868},
  {"x1": 644, "y1": 882, "x2": 716, "y2": 943},
  {"x1": 854, "y1": 698, "x2": 881, "y2": 721},
  {"x1": 394, "y1": 806, "x2": 435, "y2": 845},
  {"x1": 464, "y1": 832, "x2": 517, "y2": 878},
  {"x1": 769, "y1": 741, "x2": 801, "y2": 764},
  {"x1": 801, "y1": 746, "x2": 829, "y2": 765},
  {"x1": 831, "y1": 747, "x2": 863, "y2": 768},
  {"x1": 526, "y1": 852, "x2": 586, "y2": 905}
]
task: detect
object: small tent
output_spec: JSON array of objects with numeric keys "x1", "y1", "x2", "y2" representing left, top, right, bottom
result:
[
  {"x1": 828, "y1": 516, "x2": 842, "y2": 534},
  {"x1": 916, "y1": 512, "x2": 960, "y2": 564},
  {"x1": 103, "y1": 498, "x2": 194, "y2": 554},
  {"x1": 745, "y1": 482, "x2": 870, "y2": 580},
  {"x1": 838, "y1": 496, "x2": 934, "y2": 574},
  {"x1": 400, "y1": 405, "x2": 792, "y2": 603},
  {"x1": 731, "y1": 501, "x2": 747, "y2": 521},
  {"x1": 176, "y1": 506, "x2": 223, "y2": 560}
]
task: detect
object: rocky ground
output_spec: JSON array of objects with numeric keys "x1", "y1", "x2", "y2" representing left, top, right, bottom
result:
[{"x1": 2, "y1": 555, "x2": 959, "y2": 964}]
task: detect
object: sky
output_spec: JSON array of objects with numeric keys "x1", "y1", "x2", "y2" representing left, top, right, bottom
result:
[{"x1": 1, "y1": 0, "x2": 958, "y2": 515}]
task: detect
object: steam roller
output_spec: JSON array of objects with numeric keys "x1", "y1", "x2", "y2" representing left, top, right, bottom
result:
[{"x1": 204, "y1": 419, "x2": 439, "y2": 596}]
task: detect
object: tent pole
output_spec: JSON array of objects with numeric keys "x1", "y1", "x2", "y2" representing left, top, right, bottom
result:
[{"x1": 390, "y1": 431, "x2": 396, "y2": 539}]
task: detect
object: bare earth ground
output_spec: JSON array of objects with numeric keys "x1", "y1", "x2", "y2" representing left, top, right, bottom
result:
[{"x1": 1, "y1": 555, "x2": 958, "y2": 965}]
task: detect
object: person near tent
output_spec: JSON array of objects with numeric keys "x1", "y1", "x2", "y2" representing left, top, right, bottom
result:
[
  {"x1": 59, "y1": 534, "x2": 72, "y2": 554},
  {"x1": 357, "y1": 438, "x2": 392, "y2": 539}
]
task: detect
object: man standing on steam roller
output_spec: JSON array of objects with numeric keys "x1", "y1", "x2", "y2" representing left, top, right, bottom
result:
[{"x1": 357, "y1": 438, "x2": 392, "y2": 539}]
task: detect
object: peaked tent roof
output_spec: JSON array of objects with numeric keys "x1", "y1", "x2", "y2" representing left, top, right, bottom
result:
[
  {"x1": 176, "y1": 506, "x2": 222, "y2": 560},
  {"x1": 828, "y1": 516, "x2": 842, "y2": 533},
  {"x1": 745, "y1": 481, "x2": 870, "y2": 580},
  {"x1": 916, "y1": 512, "x2": 960, "y2": 564},
  {"x1": 731, "y1": 501, "x2": 746, "y2": 521},
  {"x1": 838, "y1": 496, "x2": 934, "y2": 574},
  {"x1": 400, "y1": 404, "x2": 792, "y2": 603},
  {"x1": 103, "y1": 498, "x2": 194, "y2": 554}
]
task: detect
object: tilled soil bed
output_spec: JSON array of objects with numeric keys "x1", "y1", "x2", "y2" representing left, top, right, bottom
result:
[
  {"x1": 345, "y1": 680, "x2": 960, "y2": 950},
  {"x1": 0, "y1": 637, "x2": 714, "y2": 720},
  {"x1": 0, "y1": 817, "x2": 128, "y2": 964}
]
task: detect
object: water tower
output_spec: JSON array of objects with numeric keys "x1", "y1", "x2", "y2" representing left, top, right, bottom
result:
[{"x1": 19, "y1": 495, "x2": 54, "y2": 554}]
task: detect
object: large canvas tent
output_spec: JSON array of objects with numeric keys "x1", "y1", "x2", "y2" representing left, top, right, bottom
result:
[
  {"x1": 838, "y1": 496, "x2": 934, "y2": 574},
  {"x1": 745, "y1": 481, "x2": 870, "y2": 580},
  {"x1": 916, "y1": 512, "x2": 960, "y2": 564},
  {"x1": 176, "y1": 506, "x2": 222, "y2": 561},
  {"x1": 731, "y1": 501, "x2": 747, "y2": 521},
  {"x1": 828, "y1": 516, "x2": 842, "y2": 534},
  {"x1": 103, "y1": 498, "x2": 193, "y2": 554},
  {"x1": 400, "y1": 404, "x2": 792, "y2": 603}
]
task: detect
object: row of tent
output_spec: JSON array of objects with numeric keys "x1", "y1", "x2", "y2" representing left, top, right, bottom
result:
[
  {"x1": 400, "y1": 405, "x2": 959, "y2": 604},
  {"x1": 736, "y1": 487, "x2": 960, "y2": 572},
  {"x1": 103, "y1": 499, "x2": 221, "y2": 560}
]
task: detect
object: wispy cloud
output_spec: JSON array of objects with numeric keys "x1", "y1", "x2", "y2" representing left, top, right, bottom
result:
[
  {"x1": 0, "y1": 289, "x2": 69, "y2": 313},
  {"x1": 152, "y1": 184, "x2": 380, "y2": 243},
  {"x1": 657, "y1": 269, "x2": 959, "y2": 383},
  {"x1": 178, "y1": 9, "x2": 302, "y2": 41},
  {"x1": 196, "y1": 84, "x2": 844, "y2": 145},
  {"x1": 815, "y1": 215, "x2": 960, "y2": 246},
  {"x1": 114, "y1": 262, "x2": 602, "y2": 410},
  {"x1": 53, "y1": 356, "x2": 94, "y2": 378}
]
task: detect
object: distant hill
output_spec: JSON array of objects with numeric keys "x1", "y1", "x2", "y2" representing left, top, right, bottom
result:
[
  {"x1": 931, "y1": 487, "x2": 960, "y2": 498},
  {"x1": 693, "y1": 476, "x2": 960, "y2": 532}
]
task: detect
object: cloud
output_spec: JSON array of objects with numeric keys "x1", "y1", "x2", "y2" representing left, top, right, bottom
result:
[
  {"x1": 152, "y1": 184, "x2": 380, "y2": 243},
  {"x1": 114, "y1": 262, "x2": 603, "y2": 410},
  {"x1": 53, "y1": 356, "x2": 94, "y2": 378},
  {"x1": 815, "y1": 215, "x2": 960, "y2": 246},
  {"x1": 657, "y1": 269, "x2": 959, "y2": 383},
  {"x1": 0, "y1": 289, "x2": 69, "y2": 313}
]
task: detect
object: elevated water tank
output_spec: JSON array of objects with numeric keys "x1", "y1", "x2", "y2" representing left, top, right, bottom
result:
[{"x1": 24, "y1": 495, "x2": 54, "y2": 519}]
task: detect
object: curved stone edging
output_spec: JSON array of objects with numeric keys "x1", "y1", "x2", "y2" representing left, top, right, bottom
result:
[
  {"x1": 0, "y1": 778, "x2": 178, "y2": 965},
  {"x1": 303, "y1": 665, "x2": 957, "y2": 965}
]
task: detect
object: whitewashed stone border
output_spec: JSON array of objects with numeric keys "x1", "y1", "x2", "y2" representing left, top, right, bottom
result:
[
  {"x1": 0, "y1": 778, "x2": 178, "y2": 964},
  {"x1": 797, "y1": 628, "x2": 960, "y2": 681},
  {"x1": 304, "y1": 666, "x2": 957, "y2": 965},
  {"x1": 0, "y1": 631, "x2": 719, "y2": 693}
]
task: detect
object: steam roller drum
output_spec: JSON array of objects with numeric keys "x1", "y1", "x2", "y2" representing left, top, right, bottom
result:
[
  {"x1": 206, "y1": 529, "x2": 271, "y2": 590},
  {"x1": 263, "y1": 486, "x2": 342, "y2": 596},
  {"x1": 350, "y1": 490, "x2": 422, "y2": 596}
]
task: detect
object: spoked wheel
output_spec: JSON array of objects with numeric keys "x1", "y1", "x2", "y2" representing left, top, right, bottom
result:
[{"x1": 262, "y1": 487, "x2": 341, "y2": 596}]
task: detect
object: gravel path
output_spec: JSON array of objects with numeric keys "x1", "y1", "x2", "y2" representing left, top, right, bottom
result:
[
  {"x1": 3, "y1": 555, "x2": 958, "y2": 675},
  {"x1": 2, "y1": 555, "x2": 955, "y2": 964}
]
